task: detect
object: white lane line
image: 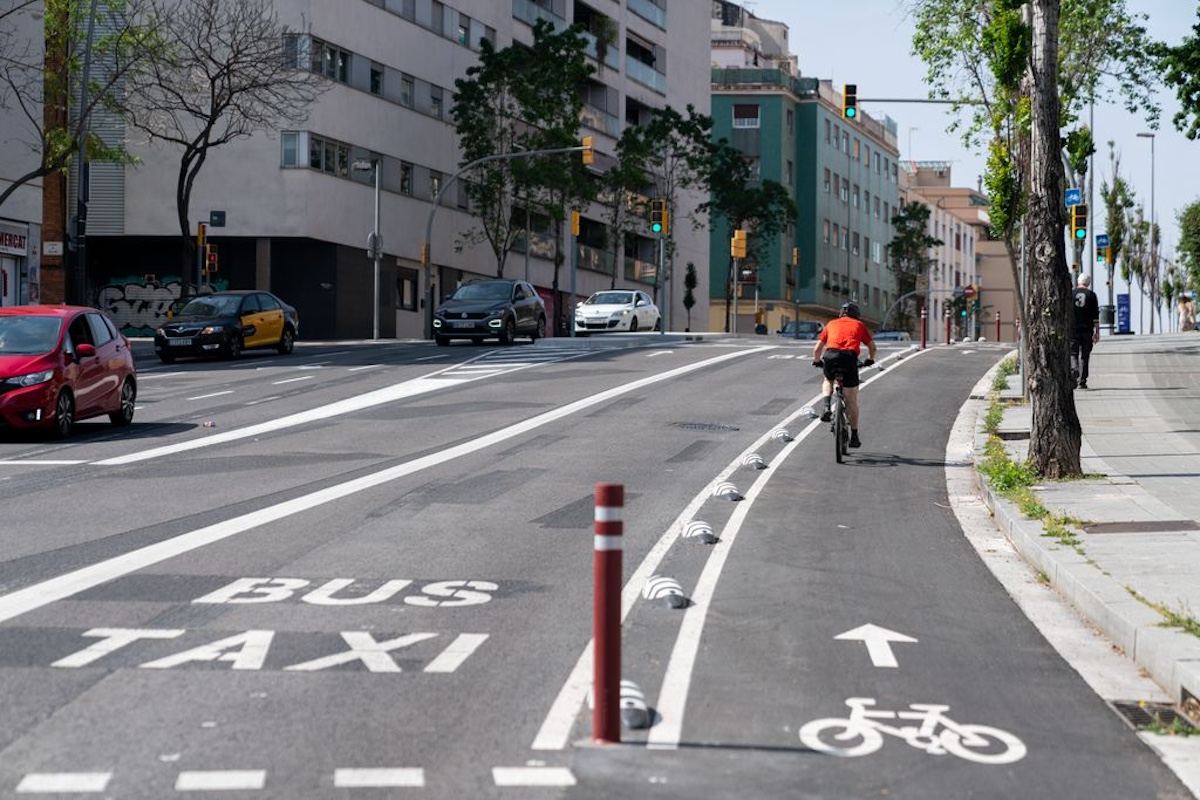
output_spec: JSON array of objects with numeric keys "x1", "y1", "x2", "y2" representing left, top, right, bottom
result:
[
  {"x1": 174, "y1": 770, "x2": 266, "y2": 791},
  {"x1": 492, "y1": 767, "x2": 576, "y2": 787},
  {"x1": 270, "y1": 376, "x2": 314, "y2": 385},
  {"x1": 186, "y1": 391, "x2": 234, "y2": 401},
  {"x1": 16, "y1": 772, "x2": 112, "y2": 793},
  {"x1": 531, "y1": 347, "x2": 919, "y2": 751},
  {"x1": 0, "y1": 460, "x2": 87, "y2": 466},
  {"x1": 347, "y1": 364, "x2": 384, "y2": 372},
  {"x1": 0, "y1": 348, "x2": 770, "y2": 626},
  {"x1": 94, "y1": 350, "x2": 586, "y2": 466},
  {"x1": 244, "y1": 396, "x2": 282, "y2": 406},
  {"x1": 333, "y1": 768, "x2": 425, "y2": 788}
]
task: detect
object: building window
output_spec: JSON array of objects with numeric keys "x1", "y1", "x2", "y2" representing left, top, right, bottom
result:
[
  {"x1": 823, "y1": 168, "x2": 831, "y2": 193},
  {"x1": 852, "y1": 185, "x2": 859, "y2": 208},
  {"x1": 402, "y1": 0, "x2": 416, "y2": 19},
  {"x1": 430, "y1": 86, "x2": 443, "y2": 119},
  {"x1": 825, "y1": 119, "x2": 831, "y2": 144},
  {"x1": 874, "y1": 152, "x2": 881, "y2": 173},
  {"x1": 831, "y1": 222, "x2": 838, "y2": 246},
  {"x1": 281, "y1": 131, "x2": 299, "y2": 167},
  {"x1": 841, "y1": 177, "x2": 849, "y2": 203},
  {"x1": 786, "y1": 159, "x2": 793, "y2": 184},
  {"x1": 400, "y1": 162, "x2": 413, "y2": 195},
  {"x1": 823, "y1": 219, "x2": 831, "y2": 244},
  {"x1": 842, "y1": 132, "x2": 850, "y2": 153},
  {"x1": 853, "y1": 138, "x2": 860, "y2": 159},
  {"x1": 863, "y1": 144, "x2": 870, "y2": 166},
  {"x1": 431, "y1": 1, "x2": 444, "y2": 35},
  {"x1": 457, "y1": 14, "x2": 470, "y2": 45},
  {"x1": 312, "y1": 39, "x2": 350, "y2": 83},
  {"x1": 842, "y1": 229, "x2": 849, "y2": 250},
  {"x1": 874, "y1": 196, "x2": 881, "y2": 219},
  {"x1": 430, "y1": 170, "x2": 442, "y2": 199},
  {"x1": 864, "y1": 237, "x2": 871, "y2": 262},
  {"x1": 401, "y1": 76, "x2": 414, "y2": 107},
  {"x1": 852, "y1": 232, "x2": 860, "y2": 256},
  {"x1": 733, "y1": 104, "x2": 760, "y2": 129},
  {"x1": 833, "y1": 124, "x2": 840, "y2": 147},
  {"x1": 786, "y1": 108, "x2": 794, "y2": 134},
  {"x1": 396, "y1": 268, "x2": 419, "y2": 311},
  {"x1": 370, "y1": 63, "x2": 383, "y2": 95}
]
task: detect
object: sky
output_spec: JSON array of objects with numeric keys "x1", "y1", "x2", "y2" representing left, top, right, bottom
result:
[{"x1": 747, "y1": 0, "x2": 1198, "y2": 331}]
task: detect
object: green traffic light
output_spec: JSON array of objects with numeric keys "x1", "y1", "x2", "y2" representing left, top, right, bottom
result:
[
  {"x1": 845, "y1": 108, "x2": 856, "y2": 118},
  {"x1": 1074, "y1": 229, "x2": 1086, "y2": 240},
  {"x1": 651, "y1": 222, "x2": 662, "y2": 233}
]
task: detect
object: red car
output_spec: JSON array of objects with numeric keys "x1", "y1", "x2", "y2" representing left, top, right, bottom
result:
[{"x1": 0, "y1": 305, "x2": 138, "y2": 438}]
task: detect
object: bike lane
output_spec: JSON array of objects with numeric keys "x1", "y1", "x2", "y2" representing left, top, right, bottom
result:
[{"x1": 565, "y1": 346, "x2": 1191, "y2": 799}]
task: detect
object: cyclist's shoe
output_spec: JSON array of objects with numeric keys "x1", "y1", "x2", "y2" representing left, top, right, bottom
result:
[
  {"x1": 849, "y1": 432, "x2": 862, "y2": 448},
  {"x1": 819, "y1": 398, "x2": 832, "y2": 422}
]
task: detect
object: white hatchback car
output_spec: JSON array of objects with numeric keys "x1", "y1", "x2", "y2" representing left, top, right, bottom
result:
[{"x1": 575, "y1": 290, "x2": 661, "y2": 333}]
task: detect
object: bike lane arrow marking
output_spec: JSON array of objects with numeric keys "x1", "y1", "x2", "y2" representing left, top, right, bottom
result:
[{"x1": 834, "y1": 624, "x2": 917, "y2": 668}]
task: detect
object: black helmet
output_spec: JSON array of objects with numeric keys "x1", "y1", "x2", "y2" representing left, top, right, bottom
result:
[{"x1": 840, "y1": 302, "x2": 860, "y2": 320}]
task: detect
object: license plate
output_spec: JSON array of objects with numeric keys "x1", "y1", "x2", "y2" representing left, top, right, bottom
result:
[
  {"x1": 451, "y1": 320, "x2": 476, "y2": 329},
  {"x1": 168, "y1": 337, "x2": 192, "y2": 346}
]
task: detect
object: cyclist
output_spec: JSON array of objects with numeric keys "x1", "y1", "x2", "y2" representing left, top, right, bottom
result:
[{"x1": 811, "y1": 302, "x2": 877, "y2": 448}]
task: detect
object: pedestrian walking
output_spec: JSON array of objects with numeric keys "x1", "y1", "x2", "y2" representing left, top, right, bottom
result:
[
  {"x1": 1071, "y1": 274, "x2": 1100, "y2": 389},
  {"x1": 1178, "y1": 294, "x2": 1195, "y2": 333}
]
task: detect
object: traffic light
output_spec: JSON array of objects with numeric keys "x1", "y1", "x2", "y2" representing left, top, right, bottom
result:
[
  {"x1": 581, "y1": 135, "x2": 594, "y2": 166},
  {"x1": 842, "y1": 84, "x2": 858, "y2": 120},
  {"x1": 1071, "y1": 204, "x2": 1087, "y2": 240},
  {"x1": 1096, "y1": 245, "x2": 1110, "y2": 263},
  {"x1": 650, "y1": 199, "x2": 669, "y2": 235},
  {"x1": 570, "y1": 209, "x2": 580, "y2": 237},
  {"x1": 731, "y1": 228, "x2": 747, "y2": 258},
  {"x1": 204, "y1": 244, "x2": 218, "y2": 274},
  {"x1": 792, "y1": 246, "x2": 800, "y2": 266}
]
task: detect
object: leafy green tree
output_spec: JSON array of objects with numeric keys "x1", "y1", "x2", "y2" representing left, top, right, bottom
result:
[
  {"x1": 683, "y1": 261, "x2": 697, "y2": 331},
  {"x1": 1099, "y1": 141, "x2": 1136, "y2": 303},
  {"x1": 124, "y1": 0, "x2": 323, "y2": 298},
  {"x1": 1178, "y1": 200, "x2": 1200, "y2": 289},
  {"x1": 451, "y1": 20, "x2": 592, "y2": 283},
  {"x1": 703, "y1": 139, "x2": 796, "y2": 332},
  {"x1": 1153, "y1": 7, "x2": 1200, "y2": 139},
  {"x1": 0, "y1": 0, "x2": 164, "y2": 210},
  {"x1": 596, "y1": 127, "x2": 652, "y2": 290},
  {"x1": 888, "y1": 200, "x2": 943, "y2": 332}
]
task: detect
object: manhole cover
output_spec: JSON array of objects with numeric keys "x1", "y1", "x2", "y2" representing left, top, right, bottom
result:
[
  {"x1": 1110, "y1": 701, "x2": 1198, "y2": 734},
  {"x1": 1084, "y1": 520, "x2": 1200, "y2": 534}
]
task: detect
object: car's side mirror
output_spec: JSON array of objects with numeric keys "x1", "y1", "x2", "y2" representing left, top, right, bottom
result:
[{"x1": 73, "y1": 343, "x2": 97, "y2": 361}]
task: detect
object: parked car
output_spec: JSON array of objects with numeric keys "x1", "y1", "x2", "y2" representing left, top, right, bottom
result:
[
  {"x1": 574, "y1": 290, "x2": 661, "y2": 333},
  {"x1": 155, "y1": 290, "x2": 298, "y2": 363},
  {"x1": 778, "y1": 320, "x2": 823, "y2": 340},
  {"x1": 433, "y1": 279, "x2": 546, "y2": 345},
  {"x1": 0, "y1": 305, "x2": 137, "y2": 438},
  {"x1": 873, "y1": 329, "x2": 912, "y2": 342}
]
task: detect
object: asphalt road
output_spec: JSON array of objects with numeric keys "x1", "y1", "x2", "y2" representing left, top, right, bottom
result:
[{"x1": 0, "y1": 336, "x2": 1191, "y2": 799}]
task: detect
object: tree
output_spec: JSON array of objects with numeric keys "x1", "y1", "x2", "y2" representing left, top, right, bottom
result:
[
  {"x1": 451, "y1": 20, "x2": 592, "y2": 282},
  {"x1": 888, "y1": 200, "x2": 943, "y2": 332},
  {"x1": 0, "y1": 0, "x2": 164, "y2": 210},
  {"x1": 1178, "y1": 200, "x2": 1200, "y2": 289},
  {"x1": 597, "y1": 127, "x2": 653, "y2": 290},
  {"x1": 124, "y1": 0, "x2": 323, "y2": 299},
  {"x1": 1099, "y1": 142, "x2": 1136, "y2": 301},
  {"x1": 703, "y1": 139, "x2": 796, "y2": 332},
  {"x1": 682, "y1": 261, "x2": 697, "y2": 331},
  {"x1": 1153, "y1": 7, "x2": 1200, "y2": 139}
]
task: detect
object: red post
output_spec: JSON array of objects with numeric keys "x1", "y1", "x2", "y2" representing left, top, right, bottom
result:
[
  {"x1": 944, "y1": 309, "x2": 951, "y2": 345},
  {"x1": 996, "y1": 312, "x2": 1001, "y2": 342},
  {"x1": 920, "y1": 307, "x2": 927, "y2": 350},
  {"x1": 593, "y1": 482, "x2": 623, "y2": 743}
]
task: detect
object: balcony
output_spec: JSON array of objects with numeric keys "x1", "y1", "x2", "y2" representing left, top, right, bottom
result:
[
  {"x1": 627, "y1": 0, "x2": 665, "y2": 29},
  {"x1": 512, "y1": 0, "x2": 567, "y2": 30},
  {"x1": 711, "y1": 68, "x2": 820, "y2": 98},
  {"x1": 580, "y1": 29, "x2": 620, "y2": 71},
  {"x1": 626, "y1": 56, "x2": 665, "y2": 94}
]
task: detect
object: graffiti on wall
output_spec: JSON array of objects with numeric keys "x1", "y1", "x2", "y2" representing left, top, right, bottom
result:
[{"x1": 96, "y1": 275, "x2": 229, "y2": 337}]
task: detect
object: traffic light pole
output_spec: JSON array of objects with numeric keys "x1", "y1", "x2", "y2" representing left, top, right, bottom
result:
[{"x1": 421, "y1": 144, "x2": 591, "y2": 339}]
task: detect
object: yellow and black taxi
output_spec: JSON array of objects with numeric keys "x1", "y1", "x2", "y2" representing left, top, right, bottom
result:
[{"x1": 154, "y1": 290, "x2": 298, "y2": 363}]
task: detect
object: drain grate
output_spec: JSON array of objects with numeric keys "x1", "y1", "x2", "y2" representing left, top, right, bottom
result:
[
  {"x1": 1110, "y1": 701, "x2": 1199, "y2": 734},
  {"x1": 1084, "y1": 520, "x2": 1200, "y2": 534},
  {"x1": 671, "y1": 422, "x2": 741, "y2": 432}
]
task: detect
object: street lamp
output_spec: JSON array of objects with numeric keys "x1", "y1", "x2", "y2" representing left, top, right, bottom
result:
[
  {"x1": 1137, "y1": 132, "x2": 1155, "y2": 332},
  {"x1": 353, "y1": 158, "x2": 381, "y2": 340}
]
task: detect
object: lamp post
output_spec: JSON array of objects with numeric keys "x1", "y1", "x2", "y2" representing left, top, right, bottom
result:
[
  {"x1": 1137, "y1": 132, "x2": 1155, "y2": 333},
  {"x1": 353, "y1": 158, "x2": 381, "y2": 340}
]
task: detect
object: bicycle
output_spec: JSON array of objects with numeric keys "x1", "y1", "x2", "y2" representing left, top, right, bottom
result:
[
  {"x1": 799, "y1": 697, "x2": 1027, "y2": 765},
  {"x1": 812, "y1": 357, "x2": 876, "y2": 463}
]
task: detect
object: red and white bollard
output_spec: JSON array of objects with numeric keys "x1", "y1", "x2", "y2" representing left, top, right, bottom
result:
[
  {"x1": 920, "y1": 307, "x2": 928, "y2": 350},
  {"x1": 593, "y1": 482, "x2": 623, "y2": 743}
]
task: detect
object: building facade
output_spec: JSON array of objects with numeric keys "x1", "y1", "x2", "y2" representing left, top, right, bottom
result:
[
  {"x1": 54, "y1": 0, "x2": 709, "y2": 339},
  {"x1": 0, "y1": 2, "x2": 44, "y2": 307},
  {"x1": 708, "y1": 1, "x2": 902, "y2": 334}
]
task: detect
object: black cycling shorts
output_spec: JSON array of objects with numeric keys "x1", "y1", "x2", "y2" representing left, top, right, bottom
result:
[{"x1": 821, "y1": 349, "x2": 861, "y2": 387}]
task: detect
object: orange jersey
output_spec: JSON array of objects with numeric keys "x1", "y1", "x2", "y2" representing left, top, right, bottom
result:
[{"x1": 819, "y1": 317, "x2": 873, "y2": 353}]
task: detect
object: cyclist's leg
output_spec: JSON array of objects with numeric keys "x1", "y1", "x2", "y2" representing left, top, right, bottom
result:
[
  {"x1": 844, "y1": 386, "x2": 861, "y2": 428},
  {"x1": 819, "y1": 352, "x2": 838, "y2": 420},
  {"x1": 840, "y1": 354, "x2": 863, "y2": 446}
]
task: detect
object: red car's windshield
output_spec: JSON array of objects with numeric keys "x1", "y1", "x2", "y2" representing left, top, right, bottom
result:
[{"x1": 0, "y1": 316, "x2": 63, "y2": 355}]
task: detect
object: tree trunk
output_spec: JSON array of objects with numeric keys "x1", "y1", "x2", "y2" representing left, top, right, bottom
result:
[{"x1": 1025, "y1": 0, "x2": 1082, "y2": 478}]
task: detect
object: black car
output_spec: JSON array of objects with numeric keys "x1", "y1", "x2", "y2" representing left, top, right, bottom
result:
[
  {"x1": 433, "y1": 279, "x2": 547, "y2": 346},
  {"x1": 154, "y1": 290, "x2": 299, "y2": 363}
]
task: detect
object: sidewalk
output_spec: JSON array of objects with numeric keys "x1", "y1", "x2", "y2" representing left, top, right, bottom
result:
[{"x1": 974, "y1": 332, "x2": 1200, "y2": 723}]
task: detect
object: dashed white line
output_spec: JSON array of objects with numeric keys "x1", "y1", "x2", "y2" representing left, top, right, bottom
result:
[
  {"x1": 16, "y1": 772, "x2": 112, "y2": 793},
  {"x1": 186, "y1": 391, "x2": 234, "y2": 401},
  {"x1": 174, "y1": 770, "x2": 266, "y2": 791},
  {"x1": 333, "y1": 768, "x2": 425, "y2": 788},
  {"x1": 492, "y1": 767, "x2": 576, "y2": 787},
  {"x1": 270, "y1": 376, "x2": 314, "y2": 385}
]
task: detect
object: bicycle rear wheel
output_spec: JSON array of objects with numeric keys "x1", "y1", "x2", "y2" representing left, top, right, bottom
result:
[{"x1": 833, "y1": 393, "x2": 845, "y2": 463}]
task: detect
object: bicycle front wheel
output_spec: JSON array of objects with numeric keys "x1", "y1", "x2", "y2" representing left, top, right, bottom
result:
[
  {"x1": 939, "y1": 724, "x2": 1027, "y2": 765},
  {"x1": 799, "y1": 718, "x2": 883, "y2": 757}
]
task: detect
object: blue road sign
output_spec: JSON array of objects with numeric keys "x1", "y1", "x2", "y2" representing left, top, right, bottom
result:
[
  {"x1": 1065, "y1": 188, "x2": 1082, "y2": 207},
  {"x1": 1096, "y1": 233, "x2": 1109, "y2": 248}
]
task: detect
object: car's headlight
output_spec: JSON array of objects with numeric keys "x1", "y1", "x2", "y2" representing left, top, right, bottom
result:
[
  {"x1": 11, "y1": 369, "x2": 54, "y2": 387},
  {"x1": 200, "y1": 325, "x2": 224, "y2": 335}
]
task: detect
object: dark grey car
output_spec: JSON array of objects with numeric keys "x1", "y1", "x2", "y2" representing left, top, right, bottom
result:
[{"x1": 432, "y1": 279, "x2": 547, "y2": 346}]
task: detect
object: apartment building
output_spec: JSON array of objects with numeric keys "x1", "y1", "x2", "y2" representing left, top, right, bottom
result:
[
  {"x1": 0, "y1": 3, "x2": 44, "y2": 307},
  {"x1": 709, "y1": 0, "x2": 902, "y2": 334},
  {"x1": 62, "y1": 0, "x2": 709, "y2": 338},
  {"x1": 903, "y1": 162, "x2": 1015, "y2": 342}
]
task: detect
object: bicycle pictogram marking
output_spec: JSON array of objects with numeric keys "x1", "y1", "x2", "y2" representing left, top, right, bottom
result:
[{"x1": 799, "y1": 697, "x2": 1027, "y2": 765}]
